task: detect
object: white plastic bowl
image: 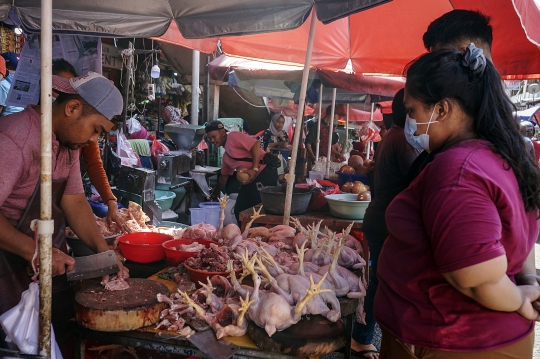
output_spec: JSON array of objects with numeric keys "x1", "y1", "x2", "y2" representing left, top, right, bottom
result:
[{"x1": 326, "y1": 193, "x2": 370, "y2": 220}]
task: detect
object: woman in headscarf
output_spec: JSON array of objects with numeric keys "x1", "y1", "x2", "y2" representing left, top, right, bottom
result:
[{"x1": 258, "y1": 113, "x2": 292, "y2": 152}]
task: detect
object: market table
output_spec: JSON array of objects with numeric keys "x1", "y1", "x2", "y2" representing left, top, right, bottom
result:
[{"x1": 74, "y1": 266, "x2": 359, "y2": 359}]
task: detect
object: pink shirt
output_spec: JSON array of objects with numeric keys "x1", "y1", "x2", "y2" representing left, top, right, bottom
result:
[
  {"x1": 221, "y1": 131, "x2": 266, "y2": 176},
  {"x1": 0, "y1": 106, "x2": 83, "y2": 226},
  {"x1": 374, "y1": 140, "x2": 538, "y2": 351}
]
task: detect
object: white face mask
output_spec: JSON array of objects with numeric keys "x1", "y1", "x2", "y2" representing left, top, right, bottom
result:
[{"x1": 404, "y1": 107, "x2": 438, "y2": 151}]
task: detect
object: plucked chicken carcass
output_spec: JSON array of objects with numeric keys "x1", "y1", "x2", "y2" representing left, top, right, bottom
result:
[
  {"x1": 183, "y1": 223, "x2": 217, "y2": 240},
  {"x1": 254, "y1": 247, "x2": 341, "y2": 322},
  {"x1": 237, "y1": 251, "x2": 331, "y2": 337}
]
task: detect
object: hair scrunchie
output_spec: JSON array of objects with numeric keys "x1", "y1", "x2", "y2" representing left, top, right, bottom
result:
[{"x1": 461, "y1": 42, "x2": 487, "y2": 77}]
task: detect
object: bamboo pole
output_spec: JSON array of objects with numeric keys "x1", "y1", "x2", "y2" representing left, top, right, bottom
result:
[
  {"x1": 282, "y1": 14, "x2": 317, "y2": 226},
  {"x1": 325, "y1": 88, "x2": 337, "y2": 178},
  {"x1": 38, "y1": 0, "x2": 53, "y2": 356},
  {"x1": 315, "y1": 83, "x2": 323, "y2": 160}
]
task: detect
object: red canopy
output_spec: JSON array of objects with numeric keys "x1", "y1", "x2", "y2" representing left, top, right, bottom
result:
[{"x1": 156, "y1": 0, "x2": 540, "y2": 79}]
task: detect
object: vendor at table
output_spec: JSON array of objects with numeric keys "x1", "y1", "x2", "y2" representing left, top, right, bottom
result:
[
  {"x1": 206, "y1": 120, "x2": 278, "y2": 222},
  {"x1": 0, "y1": 72, "x2": 129, "y2": 352},
  {"x1": 52, "y1": 59, "x2": 130, "y2": 232}
]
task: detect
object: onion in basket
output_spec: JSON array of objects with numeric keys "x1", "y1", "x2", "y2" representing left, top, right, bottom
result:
[{"x1": 339, "y1": 165, "x2": 356, "y2": 174}]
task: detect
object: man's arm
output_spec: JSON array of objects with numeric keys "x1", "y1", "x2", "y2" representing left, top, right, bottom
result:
[
  {"x1": 211, "y1": 174, "x2": 229, "y2": 200},
  {"x1": 61, "y1": 193, "x2": 128, "y2": 278},
  {"x1": 0, "y1": 212, "x2": 75, "y2": 275},
  {"x1": 243, "y1": 142, "x2": 261, "y2": 184}
]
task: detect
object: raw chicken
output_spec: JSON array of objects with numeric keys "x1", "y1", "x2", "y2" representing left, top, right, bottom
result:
[
  {"x1": 101, "y1": 275, "x2": 130, "y2": 291},
  {"x1": 214, "y1": 195, "x2": 230, "y2": 239},
  {"x1": 222, "y1": 223, "x2": 242, "y2": 244},
  {"x1": 238, "y1": 251, "x2": 331, "y2": 337},
  {"x1": 183, "y1": 223, "x2": 217, "y2": 240},
  {"x1": 176, "y1": 242, "x2": 205, "y2": 252},
  {"x1": 185, "y1": 243, "x2": 240, "y2": 272},
  {"x1": 241, "y1": 206, "x2": 266, "y2": 240},
  {"x1": 255, "y1": 247, "x2": 341, "y2": 322},
  {"x1": 179, "y1": 290, "x2": 250, "y2": 339}
]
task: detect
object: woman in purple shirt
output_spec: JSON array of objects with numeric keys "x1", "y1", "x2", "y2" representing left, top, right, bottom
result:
[{"x1": 374, "y1": 44, "x2": 540, "y2": 358}]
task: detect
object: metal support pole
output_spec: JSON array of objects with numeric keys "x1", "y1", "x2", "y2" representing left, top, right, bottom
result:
[
  {"x1": 39, "y1": 0, "x2": 53, "y2": 357},
  {"x1": 123, "y1": 42, "x2": 133, "y2": 134},
  {"x1": 203, "y1": 56, "x2": 210, "y2": 124},
  {"x1": 157, "y1": 94, "x2": 161, "y2": 137},
  {"x1": 282, "y1": 13, "x2": 316, "y2": 225},
  {"x1": 325, "y1": 88, "x2": 337, "y2": 178},
  {"x1": 191, "y1": 50, "x2": 200, "y2": 125},
  {"x1": 213, "y1": 84, "x2": 220, "y2": 121},
  {"x1": 345, "y1": 103, "x2": 349, "y2": 149},
  {"x1": 315, "y1": 83, "x2": 323, "y2": 160}
]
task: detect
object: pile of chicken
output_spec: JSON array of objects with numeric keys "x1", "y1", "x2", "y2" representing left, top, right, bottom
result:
[
  {"x1": 155, "y1": 195, "x2": 367, "y2": 339},
  {"x1": 65, "y1": 201, "x2": 186, "y2": 239}
]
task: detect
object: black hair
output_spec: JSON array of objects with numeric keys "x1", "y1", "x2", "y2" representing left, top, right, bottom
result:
[
  {"x1": 325, "y1": 105, "x2": 334, "y2": 118},
  {"x1": 52, "y1": 59, "x2": 78, "y2": 77},
  {"x1": 391, "y1": 88, "x2": 406, "y2": 128},
  {"x1": 405, "y1": 49, "x2": 540, "y2": 212},
  {"x1": 55, "y1": 92, "x2": 100, "y2": 117},
  {"x1": 423, "y1": 10, "x2": 493, "y2": 52}
]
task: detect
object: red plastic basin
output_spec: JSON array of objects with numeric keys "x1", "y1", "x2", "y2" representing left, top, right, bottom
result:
[
  {"x1": 162, "y1": 238, "x2": 216, "y2": 267},
  {"x1": 117, "y1": 232, "x2": 173, "y2": 263},
  {"x1": 183, "y1": 262, "x2": 242, "y2": 288}
]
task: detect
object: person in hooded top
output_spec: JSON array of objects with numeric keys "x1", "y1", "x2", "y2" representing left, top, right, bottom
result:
[{"x1": 259, "y1": 112, "x2": 292, "y2": 152}]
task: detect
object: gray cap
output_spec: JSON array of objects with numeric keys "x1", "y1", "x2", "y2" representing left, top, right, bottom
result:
[{"x1": 52, "y1": 71, "x2": 123, "y2": 120}]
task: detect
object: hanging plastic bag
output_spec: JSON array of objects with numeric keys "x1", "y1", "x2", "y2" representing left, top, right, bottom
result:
[
  {"x1": 150, "y1": 136, "x2": 171, "y2": 169},
  {"x1": 116, "y1": 127, "x2": 141, "y2": 167},
  {"x1": 0, "y1": 282, "x2": 63, "y2": 358},
  {"x1": 126, "y1": 116, "x2": 142, "y2": 135}
]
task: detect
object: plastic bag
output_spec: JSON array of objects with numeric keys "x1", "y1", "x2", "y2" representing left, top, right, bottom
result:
[
  {"x1": 0, "y1": 282, "x2": 63, "y2": 358},
  {"x1": 150, "y1": 138, "x2": 171, "y2": 169},
  {"x1": 126, "y1": 116, "x2": 142, "y2": 135},
  {"x1": 307, "y1": 179, "x2": 341, "y2": 212},
  {"x1": 116, "y1": 127, "x2": 141, "y2": 167}
]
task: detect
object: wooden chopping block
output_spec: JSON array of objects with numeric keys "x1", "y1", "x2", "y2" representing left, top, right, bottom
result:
[
  {"x1": 248, "y1": 315, "x2": 346, "y2": 357},
  {"x1": 75, "y1": 278, "x2": 169, "y2": 332}
]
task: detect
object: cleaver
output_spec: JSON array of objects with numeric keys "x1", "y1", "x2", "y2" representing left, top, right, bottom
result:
[
  {"x1": 66, "y1": 250, "x2": 119, "y2": 281},
  {"x1": 187, "y1": 330, "x2": 239, "y2": 359}
]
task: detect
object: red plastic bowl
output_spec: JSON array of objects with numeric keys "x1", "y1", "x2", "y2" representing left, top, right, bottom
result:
[
  {"x1": 117, "y1": 232, "x2": 173, "y2": 263},
  {"x1": 162, "y1": 238, "x2": 216, "y2": 266},
  {"x1": 183, "y1": 262, "x2": 242, "y2": 288}
]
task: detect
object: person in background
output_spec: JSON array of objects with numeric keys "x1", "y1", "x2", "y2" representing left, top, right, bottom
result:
[
  {"x1": 162, "y1": 101, "x2": 187, "y2": 125},
  {"x1": 183, "y1": 103, "x2": 202, "y2": 125},
  {"x1": 0, "y1": 52, "x2": 24, "y2": 116},
  {"x1": 407, "y1": 10, "x2": 494, "y2": 185},
  {"x1": 52, "y1": 59, "x2": 130, "y2": 233},
  {"x1": 351, "y1": 89, "x2": 422, "y2": 358},
  {"x1": 206, "y1": 120, "x2": 278, "y2": 222},
  {"x1": 375, "y1": 44, "x2": 540, "y2": 358},
  {"x1": 258, "y1": 113, "x2": 292, "y2": 152},
  {"x1": 305, "y1": 105, "x2": 339, "y2": 169},
  {"x1": 519, "y1": 120, "x2": 539, "y2": 162}
]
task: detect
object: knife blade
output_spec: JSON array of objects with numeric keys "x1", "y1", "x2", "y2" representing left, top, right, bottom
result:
[
  {"x1": 66, "y1": 250, "x2": 119, "y2": 281},
  {"x1": 187, "y1": 330, "x2": 239, "y2": 359}
]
